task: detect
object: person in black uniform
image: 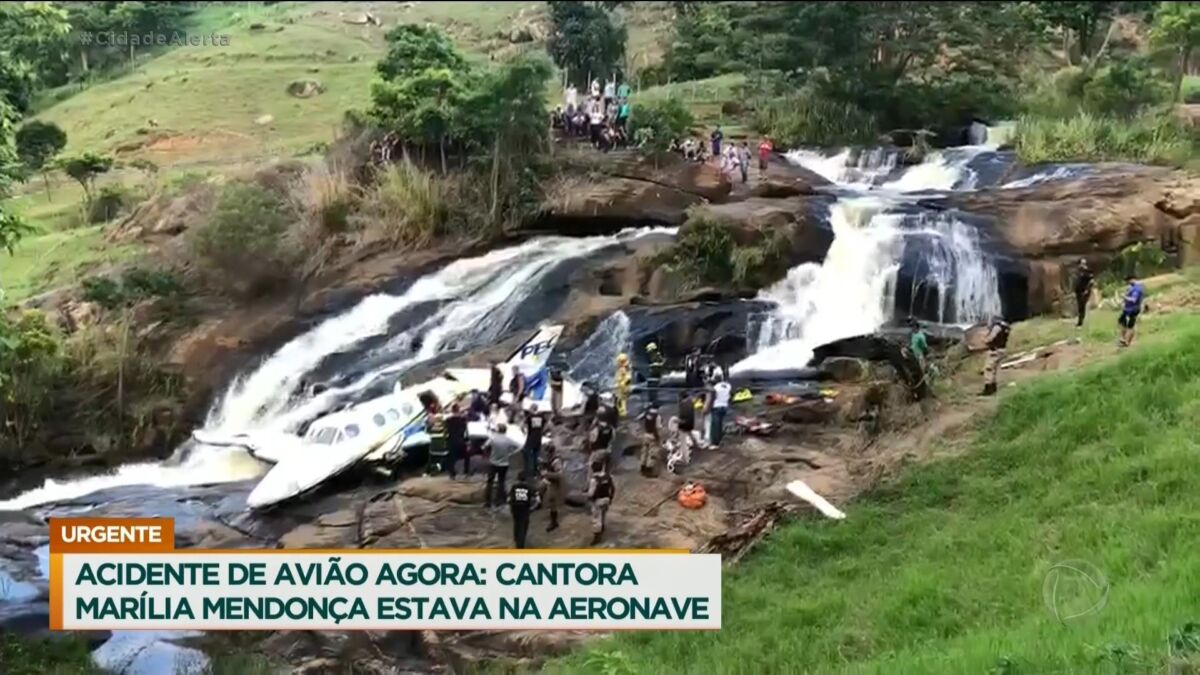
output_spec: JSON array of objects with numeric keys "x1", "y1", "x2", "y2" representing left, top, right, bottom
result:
[
  {"x1": 549, "y1": 366, "x2": 565, "y2": 421},
  {"x1": 510, "y1": 366, "x2": 527, "y2": 403},
  {"x1": 645, "y1": 342, "x2": 665, "y2": 406},
  {"x1": 488, "y1": 363, "x2": 504, "y2": 404},
  {"x1": 677, "y1": 391, "x2": 696, "y2": 435},
  {"x1": 582, "y1": 382, "x2": 600, "y2": 427},
  {"x1": 1073, "y1": 259, "x2": 1095, "y2": 330},
  {"x1": 684, "y1": 348, "x2": 702, "y2": 389},
  {"x1": 523, "y1": 407, "x2": 546, "y2": 473},
  {"x1": 508, "y1": 472, "x2": 535, "y2": 549},
  {"x1": 444, "y1": 403, "x2": 469, "y2": 478}
]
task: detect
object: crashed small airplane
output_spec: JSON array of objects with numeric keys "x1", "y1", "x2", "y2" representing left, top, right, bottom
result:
[{"x1": 194, "y1": 325, "x2": 581, "y2": 509}]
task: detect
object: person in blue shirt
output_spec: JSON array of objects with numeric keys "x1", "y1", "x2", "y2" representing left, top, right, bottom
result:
[{"x1": 1118, "y1": 273, "x2": 1145, "y2": 347}]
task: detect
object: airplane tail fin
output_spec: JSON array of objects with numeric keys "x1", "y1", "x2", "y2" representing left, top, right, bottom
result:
[
  {"x1": 504, "y1": 325, "x2": 564, "y2": 403},
  {"x1": 505, "y1": 324, "x2": 564, "y2": 372}
]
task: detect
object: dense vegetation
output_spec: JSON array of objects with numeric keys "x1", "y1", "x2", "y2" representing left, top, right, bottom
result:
[
  {"x1": 652, "y1": 1, "x2": 1196, "y2": 162},
  {"x1": 567, "y1": 307, "x2": 1200, "y2": 674}
]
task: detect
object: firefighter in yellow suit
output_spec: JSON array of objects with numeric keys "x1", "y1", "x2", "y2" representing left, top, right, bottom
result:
[{"x1": 615, "y1": 353, "x2": 632, "y2": 417}]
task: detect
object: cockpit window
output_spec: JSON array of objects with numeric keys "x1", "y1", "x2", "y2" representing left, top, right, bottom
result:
[
  {"x1": 400, "y1": 403, "x2": 414, "y2": 417},
  {"x1": 372, "y1": 414, "x2": 386, "y2": 427},
  {"x1": 344, "y1": 424, "x2": 361, "y2": 439},
  {"x1": 311, "y1": 427, "x2": 338, "y2": 445},
  {"x1": 385, "y1": 409, "x2": 400, "y2": 422}
]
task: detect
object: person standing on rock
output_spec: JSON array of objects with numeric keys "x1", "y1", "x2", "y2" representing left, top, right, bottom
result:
[
  {"x1": 485, "y1": 423, "x2": 521, "y2": 508},
  {"x1": 645, "y1": 342, "x2": 665, "y2": 407},
  {"x1": 549, "y1": 366, "x2": 564, "y2": 421},
  {"x1": 738, "y1": 142, "x2": 751, "y2": 183},
  {"x1": 523, "y1": 405, "x2": 547, "y2": 473},
  {"x1": 587, "y1": 460, "x2": 615, "y2": 546},
  {"x1": 638, "y1": 404, "x2": 661, "y2": 476},
  {"x1": 758, "y1": 136, "x2": 773, "y2": 173},
  {"x1": 1118, "y1": 273, "x2": 1145, "y2": 348},
  {"x1": 710, "y1": 375, "x2": 731, "y2": 446},
  {"x1": 981, "y1": 316, "x2": 1010, "y2": 396},
  {"x1": 684, "y1": 348, "x2": 702, "y2": 389},
  {"x1": 488, "y1": 363, "x2": 504, "y2": 405},
  {"x1": 710, "y1": 125, "x2": 724, "y2": 159},
  {"x1": 539, "y1": 443, "x2": 564, "y2": 532},
  {"x1": 1074, "y1": 259, "x2": 1095, "y2": 332},
  {"x1": 445, "y1": 403, "x2": 469, "y2": 479},
  {"x1": 508, "y1": 472, "x2": 535, "y2": 549},
  {"x1": 615, "y1": 353, "x2": 632, "y2": 418},
  {"x1": 425, "y1": 410, "x2": 449, "y2": 476},
  {"x1": 510, "y1": 365, "x2": 527, "y2": 404}
]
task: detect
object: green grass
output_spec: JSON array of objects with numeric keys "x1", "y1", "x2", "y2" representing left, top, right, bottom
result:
[
  {"x1": 0, "y1": 633, "x2": 99, "y2": 675},
  {"x1": 0, "y1": 225, "x2": 140, "y2": 303},
  {"x1": 635, "y1": 74, "x2": 751, "y2": 136},
  {"x1": 564, "y1": 309, "x2": 1200, "y2": 674},
  {"x1": 1012, "y1": 111, "x2": 1195, "y2": 166}
]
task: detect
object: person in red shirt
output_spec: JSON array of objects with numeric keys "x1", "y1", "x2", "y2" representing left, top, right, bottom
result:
[{"x1": 758, "y1": 137, "x2": 773, "y2": 172}]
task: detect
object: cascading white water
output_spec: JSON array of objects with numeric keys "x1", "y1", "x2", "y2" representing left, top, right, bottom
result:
[
  {"x1": 1000, "y1": 164, "x2": 1091, "y2": 189},
  {"x1": 785, "y1": 147, "x2": 899, "y2": 187},
  {"x1": 0, "y1": 229, "x2": 671, "y2": 510},
  {"x1": 902, "y1": 213, "x2": 1003, "y2": 324},
  {"x1": 879, "y1": 147, "x2": 988, "y2": 192},
  {"x1": 566, "y1": 310, "x2": 631, "y2": 388},
  {"x1": 734, "y1": 197, "x2": 906, "y2": 373}
]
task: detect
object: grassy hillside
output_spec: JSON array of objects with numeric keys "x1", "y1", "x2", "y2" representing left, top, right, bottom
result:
[{"x1": 565, "y1": 294, "x2": 1200, "y2": 674}]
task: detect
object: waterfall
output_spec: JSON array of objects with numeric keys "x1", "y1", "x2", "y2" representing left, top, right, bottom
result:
[
  {"x1": 733, "y1": 197, "x2": 906, "y2": 374},
  {"x1": 901, "y1": 213, "x2": 1003, "y2": 324},
  {"x1": 566, "y1": 310, "x2": 632, "y2": 388},
  {"x1": 1, "y1": 229, "x2": 671, "y2": 509},
  {"x1": 206, "y1": 229, "x2": 666, "y2": 434},
  {"x1": 785, "y1": 147, "x2": 900, "y2": 187},
  {"x1": 880, "y1": 147, "x2": 988, "y2": 192}
]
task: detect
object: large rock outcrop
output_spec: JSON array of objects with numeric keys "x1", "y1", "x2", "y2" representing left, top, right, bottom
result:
[
  {"x1": 535, "y1": 150, "x2": 732, "y2": 231},
  {"x1": 940, "y1": 167, "x2": 1200, "y2": 314},
  {"x1": 693, "y1": 195, "x2": 836, "y2": 266}
]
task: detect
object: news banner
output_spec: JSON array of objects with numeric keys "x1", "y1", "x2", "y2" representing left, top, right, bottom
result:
[{"x1": 49, "y1": 518, "x2": 721, "y2": 631}]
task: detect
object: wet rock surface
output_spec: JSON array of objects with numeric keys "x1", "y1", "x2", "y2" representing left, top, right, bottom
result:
[{"x1": 0, "y1": 381, "x2": 904, "y2": 670}]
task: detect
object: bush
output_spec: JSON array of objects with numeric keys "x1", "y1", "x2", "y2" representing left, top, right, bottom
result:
[
  {"x1": 656, "y1": 214, "x2": 795, "y2": 290},
  {"x1": 0, "y1": 310, "x2": 68, "y2": 452},
  {"x1": 82, "y1": 268, "x2": 185, "y2": 310},
  {"x1": 754, "y1": 90, "x2": 878, "y2": 147},
  {"x1": 187, "y1": 183, "x2": 296, "y2": 295},
  {"x1": 293, "y1": 163, "x2": 356, "y2": 235},
  {"x1": 358, "y1": 160, "x2": 452, "y2": 246},
  {"x1": 630, "y1": 98, "x2": 695, "y2": 151},
  {"x1": 1097, "y1": 242, "x2": 1171, "y2": 293},
  {"x1": 1081, "y1": 60, "x2": 1171, "y2": 118},
  {"x1": 1012, "y1": 111, "x2": 1194, "y2": 165},
  {"x1": 87, "y1": 184, "x2": 131, "y2": 224}
]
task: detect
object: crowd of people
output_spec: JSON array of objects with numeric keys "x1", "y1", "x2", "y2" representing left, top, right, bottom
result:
[
  {"x1": 552, "y1": 75, "x2": 632, "y2": 152},
  {"x1": 415, "y1": 341, "x2": 741, "y2": 549},
  {"x1": 668, "y1": 129, "x2": 775, "y2": 184}
]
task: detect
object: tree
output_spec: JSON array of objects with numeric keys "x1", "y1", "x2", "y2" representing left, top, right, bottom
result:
[
  {"x1": 1150, "y1": 1, "x2": 1200, "y2": 102},
  {"x1": 0, "y1": 1, "x2": 69, "y2": 102},
  {"x1": 545, "y1": 1, "x2": 627, "y2": 87},
  {"x1": 371, "y1": 67, "x2": 471, "y2": 173},
  {"x1": 15, "y1": 120, "x2": 66, "y2": 199},
  {"x1": 0, "y1": 100, "x2": 32, "y2": 254},
  {"x1": 56, "y1": 152, "x2": 114, "y2": 207},
  {"x1": 1036, "y1": 1, "x2": 1120, "y2": 65},
  {"x1": 376, "y1": 24, "x2": 469, "y2": 81}
]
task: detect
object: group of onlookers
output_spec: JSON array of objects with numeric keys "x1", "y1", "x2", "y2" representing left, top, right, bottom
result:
[{"x1": 552, "y1": 76, "x2": 632, "y2": 152}]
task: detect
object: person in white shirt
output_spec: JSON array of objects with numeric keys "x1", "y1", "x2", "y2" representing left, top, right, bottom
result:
[
  {"x1": 603, "y1": 78, "x2": 616, "y2": 104},
  {"x1": 710, "y1": 375, "x2": 732, "y2": 446},
  {"x1": 588, "y1": 98, "x2": 604, "y2": 146},
  {"x1": 565, "y1": 84, "x2": 578, "y2": 109},
  {"x1": 590, "y1": 79, "x2": 601, "y2": 98}
]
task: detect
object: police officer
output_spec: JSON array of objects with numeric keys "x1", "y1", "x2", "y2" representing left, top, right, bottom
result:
[
  {"x1": 539, "y1": 443, "x2": 564, "y2": 532},
  {"x1": 645, "y1": 342, "x2": 665, "y2": 407},
  {"x1": 587, "y1": 463, "x2": 615, "y2": 546},
  {"x1": 981, "y1": 316, "x2": 1010, "y2": 396},
  {"x1": 523, "y1": 404, "x2": 547, "y2": 473},
  {"x1": 638, "y1": 405, "x2": 661, "y2": 476},
  {"x1": 508, "y1": 472, "x2": 535, "y2": 549},
  {"x1": 549, "y1": 365, "x2": 565, "y2": 421}
]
